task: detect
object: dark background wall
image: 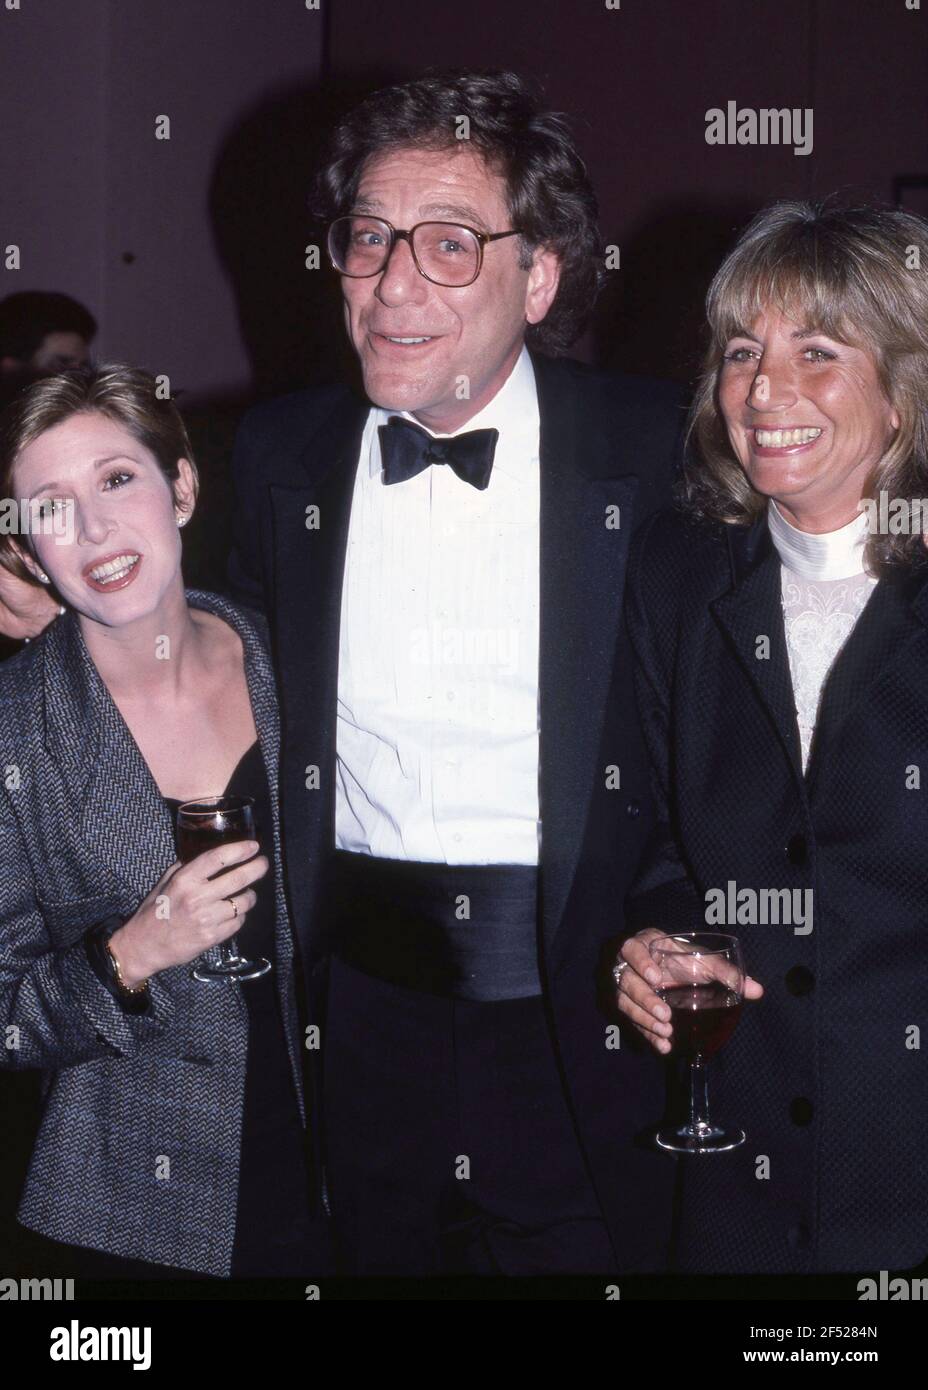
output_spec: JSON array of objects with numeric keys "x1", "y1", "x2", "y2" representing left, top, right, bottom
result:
[
  {"x1": 4, "y1": 1, "x2": 925, "y2": 401},
  {"x1": 326, "y1": 0, "x2": 928, "y2": 381},
  {"x1": 2, "y1": 0, "x2": 326, "y2": 401},
  {"x1": 0, "y1": 0, "x2": 925, "y2": 1270}
]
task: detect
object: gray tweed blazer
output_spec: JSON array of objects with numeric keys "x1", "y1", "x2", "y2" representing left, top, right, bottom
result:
[{"x1": 0, "y1": 589, "x2": 305, "y2": 1276}]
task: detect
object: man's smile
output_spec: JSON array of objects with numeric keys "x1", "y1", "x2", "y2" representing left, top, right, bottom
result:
[{"x1": 368, "y1": 330, "x2": 444, "y2": 353}]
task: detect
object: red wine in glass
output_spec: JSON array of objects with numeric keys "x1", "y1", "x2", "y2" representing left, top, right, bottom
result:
[
  {"x1": 176, "y1": 795, "x2": 271, "y2": 983},
  {"x1": 649, "y1": 933, "x2": 745, "y2": 1153},
  {"x1": 661, "y1": 983, "x2": 743, "y2": 1060}
]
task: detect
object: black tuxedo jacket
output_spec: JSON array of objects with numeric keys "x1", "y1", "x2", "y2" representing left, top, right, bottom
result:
[
  {"x1": 626, "y1": 506, "x2": 928, "y2": 1274},
  {"x1": 225, "y1": 349, "x2": 686, "y2": 1271}
]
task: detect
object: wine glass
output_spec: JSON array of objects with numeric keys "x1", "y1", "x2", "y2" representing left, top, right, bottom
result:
[
  {"x1": 649, "y1": 932, "x2": 745, "y2": 1153},
  {"x1": 176, "y1": 795, "x2": 271, "y2": 983}
]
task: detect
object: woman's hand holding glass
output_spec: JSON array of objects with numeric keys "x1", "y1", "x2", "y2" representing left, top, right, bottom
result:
[
  {"x1": 615, "y1": 926, "x2": 765, "y2": 1054},
  {"x1": 107, "y1": 842, "x2": 269, "y2": 989}
]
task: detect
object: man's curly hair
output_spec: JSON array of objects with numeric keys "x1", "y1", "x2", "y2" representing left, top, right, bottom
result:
[{"x1": 311, "y1": 69, "x2": 603, "y2": 356}]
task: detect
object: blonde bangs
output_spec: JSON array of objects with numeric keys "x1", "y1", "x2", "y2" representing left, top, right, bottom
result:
[{"x1": 708, "y1": 241, "x2": 875, "y2": 356}]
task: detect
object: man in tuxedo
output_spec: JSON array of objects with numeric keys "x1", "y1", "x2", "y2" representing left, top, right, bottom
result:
[
  {"x1": 0, "y1": 69, "x2": 684, "y2": 1275},
  {"x1": 225, "y1": 69, "x2": 686, "y2": 1277}
]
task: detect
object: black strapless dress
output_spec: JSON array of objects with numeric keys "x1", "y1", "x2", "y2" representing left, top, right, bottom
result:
[{"x1": 167, "y1": 738, "x2": 317, "y2": 1277}]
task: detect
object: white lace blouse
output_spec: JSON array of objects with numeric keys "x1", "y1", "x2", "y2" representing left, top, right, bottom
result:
[{"x1": 767, "y1": 500, "x2": 877, "y2": 771}]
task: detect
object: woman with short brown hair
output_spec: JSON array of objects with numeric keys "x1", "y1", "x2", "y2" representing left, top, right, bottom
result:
[{"x1": 0, "y1": 364, "x2": 326, "y2": 1279}]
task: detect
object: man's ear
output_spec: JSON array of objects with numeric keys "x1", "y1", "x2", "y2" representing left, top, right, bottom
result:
[
  {"x1": 525, "y1": 246, "x2": 562, "y2": 327},
  {"x1": 10, "y1": 538, "x2": 47, "y2": 585}
]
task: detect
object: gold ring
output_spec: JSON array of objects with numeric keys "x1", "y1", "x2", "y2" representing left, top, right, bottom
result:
[{"x1": 228, "y1": 895, "x2": 239, "y2": 919}]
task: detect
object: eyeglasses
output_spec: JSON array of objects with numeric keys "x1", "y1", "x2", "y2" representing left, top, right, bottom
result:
[{"x1": 327, "y1": 215, "x2": 523, "y2": 288}]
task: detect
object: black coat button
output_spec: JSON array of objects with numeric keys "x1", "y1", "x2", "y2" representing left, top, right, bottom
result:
[
  {"x1": 788, "y1": 1223, "x2": 811, "y2": 1249},
  {"x1": 785, "y1": 965, "x2": 815, "y2": 996},
  {"x1": 626, "y1": 800, "x2": 641, "y2": 818},
  {"x1": 785, "y1": 833, "x2": 808, "y2": 866},
  {"x1": 789, "y1": 1097, "x2": 813, "y2": 1125}
]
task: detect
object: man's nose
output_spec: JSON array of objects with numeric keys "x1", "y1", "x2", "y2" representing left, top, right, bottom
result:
[{"x1": 376, "y1": 236, "x2": 428, "y2": 304}]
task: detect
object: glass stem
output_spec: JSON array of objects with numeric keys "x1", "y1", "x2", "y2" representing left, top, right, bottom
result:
[
  {"x1": 219, "y1": 935, "x2": 242, "y2": 966},
  {"x1": 689, "y1": 1057, "x2": 710, "y2": 1134}
]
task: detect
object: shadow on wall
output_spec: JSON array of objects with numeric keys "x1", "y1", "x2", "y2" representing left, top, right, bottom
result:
[
  {"x1": 593, "y1": 199, "x2": 759, "y2": 387},
  {"x1": 209, "y1": 69, "x2": 408, "y2": 403},
  {"x1": 207, "y1": 69, "x2": 760, "y2": 397}
]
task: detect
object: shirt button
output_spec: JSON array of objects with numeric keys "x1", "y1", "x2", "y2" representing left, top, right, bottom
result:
[
  {"x1": 785, "y1": 965, "x2": 815, "y2": 996},
  {"x1": 785, "y1": 833, "x2": 808, "y2": 866},
  {"x1": 789, "y1": 1097, "x2": 814, "y2": 1126},
  {"x1": 447, "y1": 691, "x2": 455, "y2": 701}
]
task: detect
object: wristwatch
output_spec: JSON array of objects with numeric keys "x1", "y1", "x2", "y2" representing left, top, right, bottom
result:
[
  {"x1": 105, "y1": 939, "x2": 150, "y2": 996},
  {"x1": 84, "y1": 917, "x2": 152, "y2": 1016}
]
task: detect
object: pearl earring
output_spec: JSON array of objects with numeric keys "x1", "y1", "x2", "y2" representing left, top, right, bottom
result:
[
  {"x1": 177, "y1": 513, "x2": 187, "y2": 528},
  {"x1": 37, "y1": 570, "x2": 50, "y2": 584}
]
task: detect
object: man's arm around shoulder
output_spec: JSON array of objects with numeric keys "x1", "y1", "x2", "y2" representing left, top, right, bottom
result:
[{"x1": 224, "y1": 383, "x2": 353, "y2": 614}]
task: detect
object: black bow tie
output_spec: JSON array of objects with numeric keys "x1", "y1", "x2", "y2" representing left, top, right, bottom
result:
[{"x1": 378, "y1": 415, "x2": 499, "y2": 491}]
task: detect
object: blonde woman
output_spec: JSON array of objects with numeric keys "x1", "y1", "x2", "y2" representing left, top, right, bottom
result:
[{"x1": 617, "y1": 200, "x2": 928, "y2": 1275}]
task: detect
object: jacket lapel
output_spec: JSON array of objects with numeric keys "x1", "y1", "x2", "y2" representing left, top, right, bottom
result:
[
  {"x1": 269, "y1": 391, "x2": 369, "y2": 956},
  {"x1": 710, "y1": 519, "x2": 805, "y2": 788},
  {"x1": 42, "y1": 608, "x2": 185, "y2": 903},
  {"x1": 712, "y1": 521, "x2": 928, "y2": 799},
  {"x1": 531, "y1": 352, "x2": 640, "y2": 965},
  {"x1": 804, "y1": 569, "x2": 928, "y2": 796}
]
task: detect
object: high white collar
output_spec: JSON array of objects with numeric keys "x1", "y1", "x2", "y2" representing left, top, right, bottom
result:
[{"x1": 767, "y1": 499, "x2": 871, "y2": 581}]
